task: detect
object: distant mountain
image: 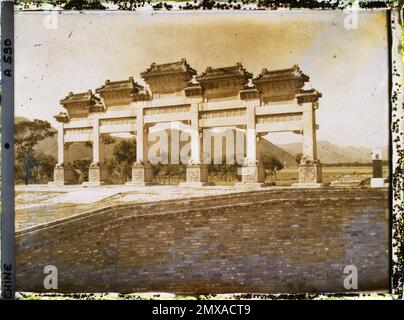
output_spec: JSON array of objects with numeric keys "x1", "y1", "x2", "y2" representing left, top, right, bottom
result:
[
  {"x1": 258, "y1": 138, "x2": 297, "y2": 168},
  {"x1": 277, "y1": 141, "x2": 389, "y2": 164},
  {"x1": 15, "y1": 116, "x2": 31, "y2": 123}
]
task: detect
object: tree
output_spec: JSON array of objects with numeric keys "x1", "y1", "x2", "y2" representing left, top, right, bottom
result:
[
  {"x1": 15, "y1": 119, "x2": 55, "y2": 184},
  {"x1": 72, "y1": 159, "x2": 91, "y2": 183},
  {"x1": 262, "y1": 155, "x2": 285, "y2": 171},
  {"x1": 295, "y1": 152, "x2": 303, "y2": 165},
  {"x1": 113, "y1": 140, "x2": 136, "y2": 163},
  {"x1": 14, "y1": 152, "x2": 57, "y2": 184},
  {"x1": 112, "y1": 140, "x2": 136, "y2": 182},
  {"x1": 102, "y1": 134, "x2": 116, "y2": 145},
  {"x1": 262, "y1": 155, "x2": 284, "y2": 182},
  {"x1": 36, "y1": 153, "x2": 57, "y2": 183},
  {"x1": 22, "y1": 153, "x2": 38, "y2": 184}
]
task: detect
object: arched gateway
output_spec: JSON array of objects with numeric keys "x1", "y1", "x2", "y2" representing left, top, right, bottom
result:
[{"x1": 51, "y1": 59, "x2": 322, "y2": 187}]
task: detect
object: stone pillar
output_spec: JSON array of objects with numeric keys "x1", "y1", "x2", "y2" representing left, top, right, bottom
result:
[
  {"x1": 83, "y1": 115, "x2": 108, "y2": 186},
  {"x1": 57, "y1": 122, "x2": 64, "y2": 165},
  {"x1": 371, "y1": 149, "x2": 385, "y2": 188},
  {"x1": 246, "y1": 127, "x2": 257, "y2": 162},
  {"x1": 181, "y1": 103, "x2": 208, "y2": 186},
  {"x1": 302, "y1": 102, "x2": 317, "y2": 161},
  {"x1": 51, "y1": 121, "x2": 75, "y2": 185},
  {"x1": 191, "y1": 126, "x2": 201, "y2": 164},
  {"x1": 296, "y1": 102, "x2": 323, "y2": 186},
  {"x1": 127, "y1": 107, "x2": 152, "y2": 186},
  {"x1": 237, "y1": 105, "x2": 265, "y2": 186}
]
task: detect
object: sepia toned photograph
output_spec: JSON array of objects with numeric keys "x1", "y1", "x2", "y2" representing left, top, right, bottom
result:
[{"x1": 12, "y1": 8, "x2": 392, "y2": 296}]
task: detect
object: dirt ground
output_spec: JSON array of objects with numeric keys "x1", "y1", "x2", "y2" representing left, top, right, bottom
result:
[{"x1": 15, "y1": 165, "x2": 389, "y2": 231}]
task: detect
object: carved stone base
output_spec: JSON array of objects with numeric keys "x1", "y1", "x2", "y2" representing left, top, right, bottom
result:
[
  {"x1": 291, "y1": 160, "x2": 325, "y2": 187},
  {"x1": 181, "y1": 164, "x2": 209, "y2": 186},
  {"x1": 128, "y1": 161, "x2": 153, "y2": 184},
  {"x1": 298, "y1": 161, "x2": 322, "y2": 184},
  {"x1": 49, "y1": 164, "x2": 76, "y2": 185},
  {"x1": 370, "y1": 178, "x2": 385, "y2": 188},
  {"x1": 239, "y1": 163, "x2": 265, "y2": 184},
  {"x1": 82, "y1": 164, "x2": 108, "y2": 187}
]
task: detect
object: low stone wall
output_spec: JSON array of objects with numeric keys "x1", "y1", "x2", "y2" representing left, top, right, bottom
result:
[{"x1": 15, "y1": 188, "x2": 389, "y2": 294}]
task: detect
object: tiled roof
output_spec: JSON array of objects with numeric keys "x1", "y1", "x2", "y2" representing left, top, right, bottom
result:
[
  {"x1": 253, "y1": 65, "x2": 309, "y2": 83},
  {"x1": 295, "y1": 88, "x2": 322, "y2": 102},
  {"x1": 197, "y1": 63, "x2": 252, "y2": 82},
  {"x1": 96, "y1": 77, "x2": 143, "y2": 94},
  {"x1": 140, "y1": 58, "x2": 197, "y2": 78},
  {"x1": 297, "y1": 88, "x2": 322, "y2": 96},
  {"x1": 60, "y1": 90, "x2": 100, "y2": 105}
]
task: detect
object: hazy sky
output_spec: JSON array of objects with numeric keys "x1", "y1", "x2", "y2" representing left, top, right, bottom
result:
[{"x1": 15, "y1": 10, "x2": 389, "y2": 148}]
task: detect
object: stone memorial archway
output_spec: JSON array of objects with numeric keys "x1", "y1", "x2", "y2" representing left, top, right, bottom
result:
[{"x1": 51, "y1": 59, "x2": 323, "y2": 187}]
